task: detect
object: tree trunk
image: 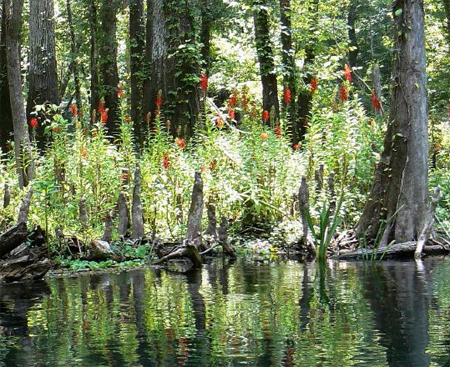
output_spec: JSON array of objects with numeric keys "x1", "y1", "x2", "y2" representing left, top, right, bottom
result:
[
  {"x1": 347, "y1": 1, "x2": 359, "y2": 67},
  {"x1": 442, "y1": 0, "x2": 450, "y2": 44},
  {"x1": 143, "y1": 0, "x2": 200, "y2": 138},
  {"x1": 27, "y1": 0, "x2": 60, "y2": 151},
  {"x1": 66, "y1": 0, "x2": 82, "y2": 116},
  {"x1": 279, "y1": 0, "x2": 297, "y2": 142},
  {"x1": 130, "y1": 0, "x2": 145, "y2": 146},
  {"x1": 5, "y1": 0, "x2": 35, "y2": 188},
  {"x1": 98, "y1": 0, "x2": 120, "y2": 134},
  {"x1": 0, "y1": 2, "x2": 13, "y2": 155},
  {"x1": 200, "y1": 0, "x2": 212, "y2": 73},
  {"x1": 254, "y1": 0, "x2": 279, "y2": 124},
  {"x1": 357, "y1": 0, "x2": 429, "y2": 244},
  {"x1": 89, "y1": 0, "x2": 100, "y2": 118}
]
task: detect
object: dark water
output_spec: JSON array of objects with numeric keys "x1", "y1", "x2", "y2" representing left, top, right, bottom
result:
[{"x1": 1, "y1": 258, "x2": 450, "y2": 367}]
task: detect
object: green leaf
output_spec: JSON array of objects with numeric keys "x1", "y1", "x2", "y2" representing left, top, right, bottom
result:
[{"x1": 394, "y1": 9, "x2": 403, "y2": 17}]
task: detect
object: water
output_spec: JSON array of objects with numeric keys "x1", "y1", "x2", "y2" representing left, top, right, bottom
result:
[{"x1": 1, "y1": 257, "x2": 450, "y2": 366}]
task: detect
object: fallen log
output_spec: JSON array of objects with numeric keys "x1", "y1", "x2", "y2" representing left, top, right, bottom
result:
[
  {"x1": 0, "y1": 256, "x2": 53, "y2": 282},
  {"x1": 334, "y1": 241, "x2": 450, "y2": 260},
  {"x1": 0, "y1": 222, "x2": 28, "y2": 259}
]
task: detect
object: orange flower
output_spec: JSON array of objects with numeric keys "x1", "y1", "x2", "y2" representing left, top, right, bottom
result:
[
  {"x1": 124, "y1": 114, "x2": 131, "y2": 123},
  {"x1": 241, "y1": 92, "x2": 248, "y2": 110},
  {"x1": 97, "y1": 99, "x2": 105, "y2": 114},
  {"x1": 293, "y1": 144, "x2": 300, "y2": 151},
  {"x1": 175, "y1": 137, "x2": 186, "y2": 149},
  {"x1": 260, "y1": 132, "x2": 268, "y2": 140},
  {"x1": 310, "y1": 78, "x2": 318, "y2": 94},
  {"x1": 209, "y1": 159, "x2": 217, "y2": 171},
  {"x1": 52, "y1": 126, "x2": 60, "y2": 133},
  {"x1": 120, "y1": 173, "x2": 128, "y2": 181},
  {"x1": 155, "y1": 93, "x2": 163, "y2": 107},
  {"x1": 81, "y1": 147, "x2": 87, "y2": 158},
  {"x1": 344, "y1": 64, "x2": 352, "y2": 82},
  {"x1": 30, "y1": 117, "x2": 38, "y2": 129},
  {"x1": 216, "y1": 116, "x2": 224, "y2": 128},
  {"x1": 228, "y1": 92, "x2": 237, "y2": 109}
]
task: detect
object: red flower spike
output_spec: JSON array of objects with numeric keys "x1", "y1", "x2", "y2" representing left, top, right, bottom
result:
[
  {"x1": 339, "y1": 85, "x2": 348, "y2": 103},
  {"x1": 200, "y1": 74, "x2": 208, "y2": 92},
  {"x1": 101, "y1": 109, "x2": 109, "y2": 124},
  {"x1": 30, "y1": 118, "x2": 38, "y2": 129},
  {"x1": 156, "y1": 94, "x2": 163, "y2": 107},
  {"x1": 283, "y1": 89, "x2": 292, "y2": 105},
  {"x1": 228, "y1": 92, "x2": 237, "y2": 109},
  {"x1": 117, "y1": 86, "x2": 124, "y2": 99},
  {"x1": 175, "y1": 137, "x2": 186, "y2": 149},
  {"x1": 262, "y1": 110, "x2": 270, "y2": 123},
  {"x1": 241, "y1": 92, "x2": 248, "y2": 110},
  {"x1": 97, "y1": 99, "x2": 105, "y2": 114},
  {"x1": 371, "y1": 93, "x2": 381, "y2": 112},
  {"x1": 274, "y1": 125, "x2": 282, "y2": 137},
  {"x1": 228, "y1": 109, "x2": 235, "y2": 120},
  {"x1": 344, "y1": 64, "x2": 352, "y2": 82},
  {"x1": 310, "y1": 78, "x2": 318, "y2": 94},
  {"x1": 162, "y1": 155, "x2": 170, "y2": 169},
  {"x1": 71, "y1": 103, "x2": 78, "y2": 117}
]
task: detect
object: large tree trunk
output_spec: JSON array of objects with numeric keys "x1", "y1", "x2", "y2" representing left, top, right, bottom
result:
[
  {"x1": 27, "y1": 0, "x2": 60, "y2": 151},
  {"x1": 357, "y1": 0, "x2": 429, "y2": 245},
  {"x1": 254, "y1": 0, "x2": 279, "y2": 124},
  {"x1": 89, "y1": 0, "x2": 100, "y2": 118},
  {"x1": 442, "y1": 0, "x2": 450, "y2": 44},
  {"x1": 200, "y1": 0, "x2": 212, "y2": 73},
  {"x1": 143, "y1": 0, "x2": 200, "y2": 138},
  {"x1": 130, "y1": 0, "x2": 145, "y2": 146},
  {"x1": 66, "y1": 0, "x2": 82, "y2": 115},
  {"x1": 347, "y1": 1, "x2": 359, "y2": 68},
  {"x1": 98, "y1": 0, "x2": 120, "y2": 134},
  {"x1": 5, "y1": 0, "x2": 34, "y2": 188},
  {"x1": 279, "y1": 0, "x2": 297, "y2": 143},
  {"x1": 0, "y1": 3, "x2": 13, "y2": 155}
]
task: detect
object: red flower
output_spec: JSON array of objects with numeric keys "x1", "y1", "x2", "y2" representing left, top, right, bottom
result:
[
  {"x1": 274, "y1": 125, "x2": 282, "y2": 137},
  {"x1": 30, "y1": 117, "x2": 38, "y2": 129},
  {"x1": 162, "y1": 155, "x2": 170, "y2": 169},
  {"x1": 117, "y1": 85, "x2": 124, "y2": 99},
  {"x1": 200, "y1": 74, "x2": 208, "y2": 92},
  {"x1": 283, "y1": 88, "x2": 292, "y2": 105},
  {"x1": 344, "y1": 64, "x2": 352, "y2": 82},
  {"x1": 241, "y1": 92, "x2": 248, "y2": 110},
  {"x1": 71, "y1": 103, "x2": 78, "y2": 117},
  {"x1": 155, "y1": 94, "x2": 163, "y2": 107},
  {"x1": 52, "y1": 126, "x2": 60, "y2": 133},
  {"x1": 81, "y1": 147, "x2": 87, "y2": 158},
  {"x1": 339, "y1": 85, "x2": 348, "y2": 103},
  {"x1": 97, "y1": 99, "x2": 105, "y2": 114},
  {"x1": 228, "y1": 92, "x2": 237, "y2": 109},
  {"x1": 310, "y1": 78, "x2": 318, "y2": 94},
  {"x1": 262, "y1": 109, "x2": 270, "y2": 123},
  {"x1": 371, "y1": 93, "x2": 381, "y2": 112},
  {"x1": 228, "y1": 109, "x2": 235, "y2": 120},
  {"x1": 293, "y1": 144, "x2": 300, "y2": 151},
  {"x1": 175, "y1": 137, "x2": 186, "y2": 149},
  {"x1": 101, "y1": 108, "x2": 109, "y2": 124}
]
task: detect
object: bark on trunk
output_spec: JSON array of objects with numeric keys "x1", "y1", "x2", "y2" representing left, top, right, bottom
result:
[
  {"x1": 347, "y1": 1, "x2": 359, "y2": 67},
  {"x1": 143, "y1": 0, "x2": 200, "y2": 138},
  {"x1": 66, "y1": 0, "x2": 82, "y2": 115},
  {"x1": 89, "y1": 0, "x2": 100, "y2": 117},
  {"x1": 130, "y1": 0, "x2": 145, "y2": 146},
  {"x1": 131, "y1": 166, "x2": 145, "y2": 239},
  {"x1": 254, "y1": 0, "x2": 279, "y2": 124},
  {"x1": 357, "y1": 0, "x2": 429, "y2": 244},
  {"x1": 0, "y1": 3, "x2": 13, "y2": 156},
  {"x1": 5, "y1": 0, "x2": 35, "y2": 188},
  {"x1": 186, "y1": 172, "x2": 204, "y2": 247},
  {"x1": 98, "y1": 0, "x2": 120, "y2": 134},
  {"x1": 279, "y1": 0, "x2": 297, "y2": 142},
  {"x1": 27, "y1": 0, "x2": 60, "y2": 151}
]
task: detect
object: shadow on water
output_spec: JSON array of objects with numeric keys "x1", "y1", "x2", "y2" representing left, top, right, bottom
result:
[{"x1": 1, "y1": 257, "x2": 450, "y2": 366}]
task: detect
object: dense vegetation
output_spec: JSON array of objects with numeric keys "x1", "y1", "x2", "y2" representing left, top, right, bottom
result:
[{"x1": 0, "y1": 0, "x2": 449, "y2": 267}]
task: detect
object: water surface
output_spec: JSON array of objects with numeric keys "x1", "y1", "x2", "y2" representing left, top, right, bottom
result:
[{"x1": 1, "y1": 257, "x2": 450, "y2": 366}]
